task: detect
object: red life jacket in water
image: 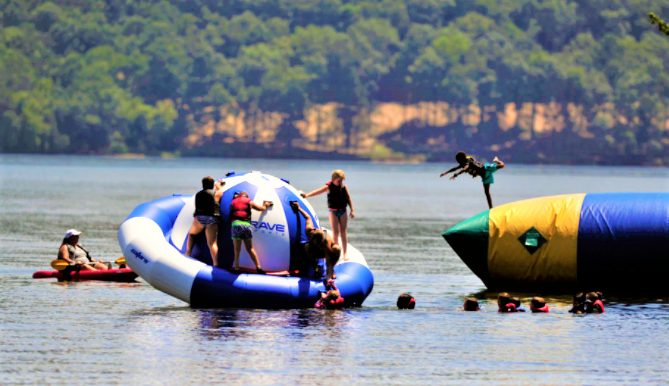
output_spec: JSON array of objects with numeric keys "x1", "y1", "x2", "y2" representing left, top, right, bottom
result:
[
  {"x1": 230, "y1": 196, "x2": 251, "y2": 222},
  {"x1": 325, "y1": 296, "x2": 345, "y2": 309},
  {"x1": 504, "y1": 303, "x2": 518, "y2": 312},
  {"x1": 592, "y1": 299, "x2": 605, "y2": 313},
  {"x1": 532, "y1": 305, "x2": 550, "y2": 313}
]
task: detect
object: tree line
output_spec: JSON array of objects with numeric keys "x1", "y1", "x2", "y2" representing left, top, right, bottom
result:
[{"x1": 1, "y1": 0, "x2": 668, "y2": 165}]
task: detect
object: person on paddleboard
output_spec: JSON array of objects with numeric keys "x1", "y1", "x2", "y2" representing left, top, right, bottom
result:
[
  {"x1": 186, "y1": 176, "x2": 225, "y2": 266},
  {"x1": 58, "y1": 229, "x2": 108, "y2": 271}
]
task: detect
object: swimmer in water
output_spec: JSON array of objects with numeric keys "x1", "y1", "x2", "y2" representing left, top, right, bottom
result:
[
  {"x1": 397, "y1": 293, "x2": 416, "y2": 309},
  {"x1": 315, "y1": 279, "x2": 345, "y2": 310},
  {"x1": 461, "y1": 297, "x2": 481, "y2": 312},
  {"x1": 530, "y1": 297, "x2": 550, "y2": 313}
]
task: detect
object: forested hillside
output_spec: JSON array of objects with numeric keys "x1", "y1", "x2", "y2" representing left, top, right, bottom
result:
[{"x1": 2, "y1": 0, "x2": 668, "y2": 165}]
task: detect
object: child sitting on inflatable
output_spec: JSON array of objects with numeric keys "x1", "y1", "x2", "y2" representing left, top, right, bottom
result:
[
  {"x1": 440, "y1": 151, "x2": 505, "y2": 209},
  {"x1": 315, "y1": 280, "x2": 345, "y2": 310},
  {"x1": 397, "y1": 294, "x2": 416, "y2": 309},
  {"x1": 300, "y1": 169, "x2": 355, "y2": 260},
  {"x1": 530, "y1": 297, "x2": 550, "y2": 313},
  {"x1": 229, "y1": 192, "x2": 272, "y2": 274}
]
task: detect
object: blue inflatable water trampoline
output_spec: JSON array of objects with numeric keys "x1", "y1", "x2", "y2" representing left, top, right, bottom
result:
[{"x1": 118, "y1": 171, "x2": 374, "y2": 308}]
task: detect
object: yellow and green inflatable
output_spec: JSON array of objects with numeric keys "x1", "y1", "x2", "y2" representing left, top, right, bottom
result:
[{"x1": 443, "y1": 193, "x2": 669, "y2": 292}]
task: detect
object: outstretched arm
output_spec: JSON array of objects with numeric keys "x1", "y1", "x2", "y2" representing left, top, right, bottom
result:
[
  {"x1": 291, "y1": 202, "x2": 314, "y2": 232},
  {"x1": 449, "y1": 167, "x2": 468, "y2": 180},
  {"x1": 214, "y1": 180, "x2": 226, "y2": 201},
  {"x1": 251, "y1": 201, "x2": 272, "y2": 211},
  {"x1": 301, "y1": 185, "x2": 328, "y2": 198},
  {"x1": 440, "y1": 165, "x2": 461, "y2": 177}
]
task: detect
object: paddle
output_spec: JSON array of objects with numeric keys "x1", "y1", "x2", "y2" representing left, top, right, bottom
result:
[{"x1": 50, "y1": 257, "x2": 126, "y2": 271}]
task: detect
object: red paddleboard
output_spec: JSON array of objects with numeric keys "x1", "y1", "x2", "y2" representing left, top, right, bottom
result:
[{"x1": 32, "y1": 268, "x2": 138, "y2": 282}]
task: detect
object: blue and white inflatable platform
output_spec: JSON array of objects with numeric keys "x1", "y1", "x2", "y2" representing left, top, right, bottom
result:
[{"x1": 118, "y1": 171, "x2": 374, "y2": 308}]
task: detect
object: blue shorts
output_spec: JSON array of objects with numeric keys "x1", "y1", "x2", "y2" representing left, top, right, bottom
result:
[
  {"x1": 482, "y1": 162, "x2": 498, "y2": 185},
  {"x1": 232, "y1": 221, "x2": 253, "y2": 240},
  {"x1": 329, "y1": 208, "x2": 347, "y2": 218},
  {"x1": 196, "y1": 216, "x2": 218, "y2": 226}
]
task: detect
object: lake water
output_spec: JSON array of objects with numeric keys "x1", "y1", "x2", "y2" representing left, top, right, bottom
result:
[{"x1": 1, "y1": 154, "x2": 668, "y2": 385}]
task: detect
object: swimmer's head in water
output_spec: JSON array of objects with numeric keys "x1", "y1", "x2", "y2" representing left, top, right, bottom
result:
[
  {"x1": 497, "y1": 292, "x2": 510, "y2": 309},
  {"x1": 455, "y1": 151, "x2": 467, "y2": 165},
  {"x1": 573, "y1": 292, "x2": 585, "y2": 306},
  {"x1": 530, "y1": 297, "x2": 546, "y2": 310},
  {"x1": 325, "y1": 289, "x2": 340, "y2": 301},
  {"x1": 510, "y1": 297, "x2": 522, "y2": 308},
  {"x1": 585, "y1": 292, "x2": 599, "y2": 302},
  {"x1": 202, "y1": 176, "x2": 215, "y2": 190},
  {"x1": 463, "y1": 297, "x2": 480, "y2": 311},
  {"x1": 397, "y1": 293, "x2": 416, "y2": 309}
]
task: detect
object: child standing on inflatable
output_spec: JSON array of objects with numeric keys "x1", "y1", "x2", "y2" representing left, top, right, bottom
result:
[
  {"x1": 440, "y1": 151, "x2": 505, "y2": 209},
  {"x1": 230, "y1": 192, "x2": 272, "y2": 274},
  {"x1": 186, "y1": 176, "x2": 225, "y2": 266},
  {"x1": 301, "y1": 169, "x2": 355, "y2": 260}
]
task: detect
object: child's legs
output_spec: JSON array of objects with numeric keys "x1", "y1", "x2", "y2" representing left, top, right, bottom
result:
[
  {"x1": 233, "y1": 239, "x2": 243, "y2": 269},
  {"x1": 186, "y1": 219, "x2": 205, "y2": 256},
  {"x1": 329, "y1": 212, "x2": 341, "y2": 245},
  {"x1": 338, "y1": 213, "x2": 349, "y2": 258},
  {"x1": 483, "y1": 184, "x2": 493, "y2": 209},
  {"x1": 205, "y1": 224, "x2": 219, "y2": 266},
  {"x1": 243, "y1": 239, "x2": 262, "y2": 269}
]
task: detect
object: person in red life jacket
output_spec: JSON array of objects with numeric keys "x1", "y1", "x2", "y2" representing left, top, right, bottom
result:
[
  {"x1": 186, "y1": 176, "x2": 225, "y2": 266},
  {"x1": 229, "y1": 191, "x2": 272, "y2": 274},
  {"x1": 497, "y1": 292, "x2": 514, "y2": 312},
  {"x1": 510, "y1": 297, "x2": 526, "y2": 312},
  {"x1": 440, "y1": 151, "x2": 505, "y2": 209},
  {"x1": 300, "y1": 169, "x2": 355, "y2": 261},
  {"x1": 584, "y1": 292, "x2": 605, "y2": 314},
  {"x1": 569, "y1": 292, "x2": 587, "y2": 314},
  {"x1": 291, "y1": 201, "x2": 341, "y2": 280},
  {"x1": 397, "y1": 293, "x2": 416, "y2": 309},
  {"x1": 530, "y1": 297, "x2": 550, "y2": 313},
  {"x1": 460, "y1": 297, "x2": 481, "y2": 312},
  {"x1": 315, "y1": 279, "x2": 345, "y2": 310}
]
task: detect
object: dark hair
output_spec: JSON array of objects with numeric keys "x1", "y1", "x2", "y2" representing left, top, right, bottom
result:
[
  {"x1": 510, "y1": 297, "x2": 521, "y2": 307},
  {"x1": 455, "y1": 151, "x2": 467, "y2": 164},
  {"x1": 531, "y1": 297, "x2": 546, "y2": 308},
  {"x1": 498, "y1": 292, "x2": 511, "y2": 307},
  {"x1": 573, "y1": 292, "x2": 586, "y2": 303},
  {"x1": 463, "y1": 297, "x2": 479, "y2": 311},
  {"x1": 397, "y1": 293, "x2": 415, "y2": 309},
  {"x1": 202, "y1": 176, "x2": 215, "y2": 189}
]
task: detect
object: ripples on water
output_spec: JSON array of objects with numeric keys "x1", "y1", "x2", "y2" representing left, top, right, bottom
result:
[{"x1": 1, "y1": 155, "x2": 668, "y2": 385}]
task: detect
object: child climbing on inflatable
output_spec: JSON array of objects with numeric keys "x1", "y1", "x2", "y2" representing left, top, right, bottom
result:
[
  {"x1": 315, "y1": 279, "x2": 345, "y2": 310},
  {"x1": 186, "y1": 176, "x2": 225, "y2": 266},
  {"x1": 291, "y1": 201, "x2": 341, "y2": 280},
  {"x1": 229, "y1": 191, "x2": 272, "y2": 274},
  {"x1": 301, "y1": 169, "x2": 355, "y2": 260},
  {"x1": 440, "y1": 151, "x2": 505, "y2": 209}
]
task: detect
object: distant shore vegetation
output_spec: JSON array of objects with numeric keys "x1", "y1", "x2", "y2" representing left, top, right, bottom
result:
[{"x1": 1, "y1": 1, "x2": 668, "y2": 165}]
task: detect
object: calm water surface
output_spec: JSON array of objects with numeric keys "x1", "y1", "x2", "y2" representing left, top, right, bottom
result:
[{"x1": 1, "y1": 155, "x2": 668, "y2": 385}]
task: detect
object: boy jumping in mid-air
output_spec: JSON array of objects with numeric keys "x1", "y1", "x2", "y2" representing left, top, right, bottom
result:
[{"x1": 440, "y1": 151, "x2": 505, "y2": 209}]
